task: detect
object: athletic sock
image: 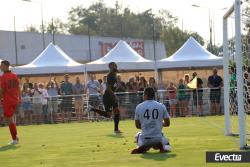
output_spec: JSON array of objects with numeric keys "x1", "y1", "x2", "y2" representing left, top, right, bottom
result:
[
  {"x1": 114, "y1": 114, "x2": 120, "y2": 131},
  {"x1": 9, "y1": 123, "x2": 17, "y2": 140}
]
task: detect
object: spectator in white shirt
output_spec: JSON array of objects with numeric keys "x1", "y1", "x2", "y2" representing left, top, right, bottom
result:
[
  {"x1": 86, "y1": 74, "x2": 101, "y2": 119},
  {"x1": 39, "y1": 83, "x2": 49, "y2": 123},
  {"x1": 32, "y1": 83, "x2": 43, "y2": 124}
]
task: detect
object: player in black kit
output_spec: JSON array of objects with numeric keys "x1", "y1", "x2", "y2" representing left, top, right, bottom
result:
[{"x1": 89, "y1": 62, "x2": 122, "y2": 134}]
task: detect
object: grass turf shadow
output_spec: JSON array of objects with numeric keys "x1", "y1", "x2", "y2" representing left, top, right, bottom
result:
[
  {"x1": 0, "y1": 145, "x2": 21, "y2": 152},
  {"x1": 106, "y1": 134, "x2": 125, "y2": 138},
  {"x1": 140, "y1": 152, "x2": 176, "y2": 161}
]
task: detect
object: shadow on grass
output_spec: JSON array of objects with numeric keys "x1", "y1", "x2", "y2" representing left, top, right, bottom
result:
[
  {"x1": 140, "y1": 152, "x2": 176, "y2": 161},
  {"x1": 0, "y1": 145, "x2": 21, "y2": 152},
  {"x1": 106, "y1": 134, "x2": 125, "y2": 138}
]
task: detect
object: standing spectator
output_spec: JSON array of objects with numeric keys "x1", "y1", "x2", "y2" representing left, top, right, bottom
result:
[
  {"x1": 101, "y1": 76, "x2": 107, "y2": 94},
  {"x1": 158, "y1": 80, "x2": 166, "y2": 104},
  {"x1": 138, "y1": 76, "x2": 148, "y2": 92},
  {"x1": 116, "y1": 75, "x2": 126, "y2": 92},
  {"x1": 60, "y1": 74, "x2": 73, "y2": 123},
  {"x1": 135, "y1": 75, "x2": 140, "y2": 85},
  {"x1": 177, "y1": 79, "x2": 186, "y2": 117},
  {"x1": 126, "y1": 77, "x2": 138, "y2": 112},
  {"x1": 184, "y1": 74, "x2": 191, "y2": 115},
  {"x1": 97, "y1": 79, "x2": 103, "y2": 93},
  {"x1": 167, "y1": 82, "x2": 177, "y2": 117},
  {"x1": 191, "y1": 72, "x2": 204, "y2": 116},
  {"x1": 21, "y1": 85, "x2": 32, "y2": 124},
  {"x1": 31, "y1": 83, "x2": 43, "y2": 124},
  {"x1": 47, "y1": 79, "x2": 59, "y2": 123},
  {"x1": 137, "y1": 76, "x2": 148, "y2": 103},
  {"x1": 208, "y1": 68, "x2": 223, "y2": 115},
  {"x1": 126, "y1": 77, "x2": 138, "y2": 92},
  {"x1": 149, "y1": 77, "x2": 158, "y2": 91},
  {"x1": 184, "y1": 74, "x2": 190, "y2": 85},
  {"x1": 116, "y1": 75, "x2": 126, "y2": 105},
  {"x1": 86, "y1": 74, "x2": 101, "y2": 119},
  {"x1": 23, "y1": 77, "x2": 33, "y2": 89},
  {"x1": 39, "y1": 83, "x2": 49, "y2": 123},
  {"x1": 73, "y1": 77, "x2": 85, "y2": 122}
]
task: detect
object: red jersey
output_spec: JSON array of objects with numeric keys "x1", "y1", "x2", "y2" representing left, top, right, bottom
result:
[
  {"x1": 0, "y1": 75, "x2": 1, "y2": 106},
  {"x1": 1, "y1": 71, "x2": 20, "y2": 105}
]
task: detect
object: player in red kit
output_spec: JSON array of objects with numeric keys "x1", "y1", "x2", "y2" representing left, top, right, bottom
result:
[{"x1": 0, "y1": 60, "x2": 20, "y2": 145}]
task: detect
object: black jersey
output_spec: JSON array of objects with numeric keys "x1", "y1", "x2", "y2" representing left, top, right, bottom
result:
[{"x1": 107, "y1": 71, "x2": 117, "y2": 92}]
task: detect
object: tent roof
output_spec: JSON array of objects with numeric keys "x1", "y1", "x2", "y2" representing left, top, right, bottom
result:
[
  {"x1": 13, "y1": 43, "x2": 85, "y2": 75},
  {"x1": 161, "y1": 37, "x2": 222, "y2": 61},
  {"x1": 86, "y1": 40, "x2": 154, "y2": 71},
  {"x1": 23, "y1": 43, "x2": 82, "y2": 67},
  {"x1": 157, "y1": 37, "x2": 223, "y2": 68}
]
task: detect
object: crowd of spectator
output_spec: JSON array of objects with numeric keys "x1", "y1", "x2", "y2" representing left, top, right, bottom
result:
[{"x1": 0, "y1": 68, "x2": 224, "y2": 126}]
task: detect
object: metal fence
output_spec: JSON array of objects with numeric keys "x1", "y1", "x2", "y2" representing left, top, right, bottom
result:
[{"x1": 0, "y1": 88, "x2": 224, "y2": 125}]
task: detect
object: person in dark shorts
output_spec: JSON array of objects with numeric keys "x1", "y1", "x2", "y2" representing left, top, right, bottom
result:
[
  {"x1": 60, "y1": 74, "x2": 73, "y2": 123},
  {"x1": 191, "y1": 72, "x2": 203, "y2": 116},
  {"x1": 178, "y1": 78, "x2": 187, "y2": 116},
  {"x1": 207, "y1": 68, "x2": 223, "y2": 115},
  {"x1": 89, "y1": 62, "x2": 122, "y2": 134}
]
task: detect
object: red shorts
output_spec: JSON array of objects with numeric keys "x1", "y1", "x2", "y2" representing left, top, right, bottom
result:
[{"x1": 3, "y1": 104, "x2": 17, "y2": 118}]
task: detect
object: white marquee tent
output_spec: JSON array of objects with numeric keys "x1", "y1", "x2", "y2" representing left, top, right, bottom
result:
[
  {"x1": 13, "y1": 43, "x2": 85, "y2": 75},
  {"x1": 86, "y1": 40, "x2": 155, "y2": 72},
  {"x1": 157, "y1": 37, "x2": 223, "y2": 69}
]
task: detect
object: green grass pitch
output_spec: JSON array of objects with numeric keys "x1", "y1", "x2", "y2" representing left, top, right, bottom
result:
[{"x1": 0, "y1": 116, "x2": 249, "y2": 167}]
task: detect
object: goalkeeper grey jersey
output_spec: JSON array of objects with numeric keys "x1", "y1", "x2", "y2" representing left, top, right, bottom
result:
[{"x1": 135, "y1": 100, "x2": 169, "y2": 138}]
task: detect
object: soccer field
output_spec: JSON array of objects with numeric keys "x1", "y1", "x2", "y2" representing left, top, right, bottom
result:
[{"x1": 0, "y1": 116, "x2": 248, "y2": 167}]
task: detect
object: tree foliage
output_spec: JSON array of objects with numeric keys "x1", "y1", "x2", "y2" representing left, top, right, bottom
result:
[
  {"x1": 243, "y1": 0, "x2": 250, "y2": 35},
  {"x1": 25, "y1": 0, "x2": 206, "y2": 57},
  {"x1": 66, "y1": 1, "x2": 204, "y2": 56},
  {"x1": 25, "y1": 18, "x2": 67, "y2": 34},
  {"x1": 24, "y1": 25, "x2": 39, "y2": 33}
]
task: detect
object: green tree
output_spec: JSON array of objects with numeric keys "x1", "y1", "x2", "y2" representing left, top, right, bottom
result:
[
  {"x1": 24, "y1": 25, "x2": 39, "y2": 32},
  {"x1": 25, "y1": 18, "x2": 67, "y2": 34},
  {"x1": 244, "y1": 0, "x2": 250, "y2": 35},
  {"x1": 160, "y1": 26, "x2": 204, "y2": 56},
  {"x1": 43, "y1": 18, "x2": 68, "y2": 34},
  {"x1": 67, "y1": 1, "x2": 178, "y2": 40},
  {"x1": 24, "y1": 0, "x2": 205, "y2": 59}
]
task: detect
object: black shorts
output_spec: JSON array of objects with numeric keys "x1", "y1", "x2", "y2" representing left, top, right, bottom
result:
[
  {"x1": 61, "y1": 96, "x2": 73, "y2": 112},
  {"x1": 193, "y1": 90, "x2": 203, "y2": 106},
  {"x1": 103, "y1": 91, "x2": 118, "y2": 112},
  {"x1": 89, "y1": 95, "x2": 100, "y2": 107},
  {"x1": 210, "y1": 90, "x2": 221, "y2": 104}
]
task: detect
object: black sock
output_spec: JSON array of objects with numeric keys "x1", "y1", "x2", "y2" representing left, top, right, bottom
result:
[{"x1": 114, "y1": 114, "x2": 120, "y2": 131}]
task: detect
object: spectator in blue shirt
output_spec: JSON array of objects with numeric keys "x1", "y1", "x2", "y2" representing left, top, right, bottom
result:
[
  {"x1": 47, "y1": 78, "x2": 59, "y2": 123},
  {"x1": 73, "y1": 77, "x2": 85, "y2": 122}
]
